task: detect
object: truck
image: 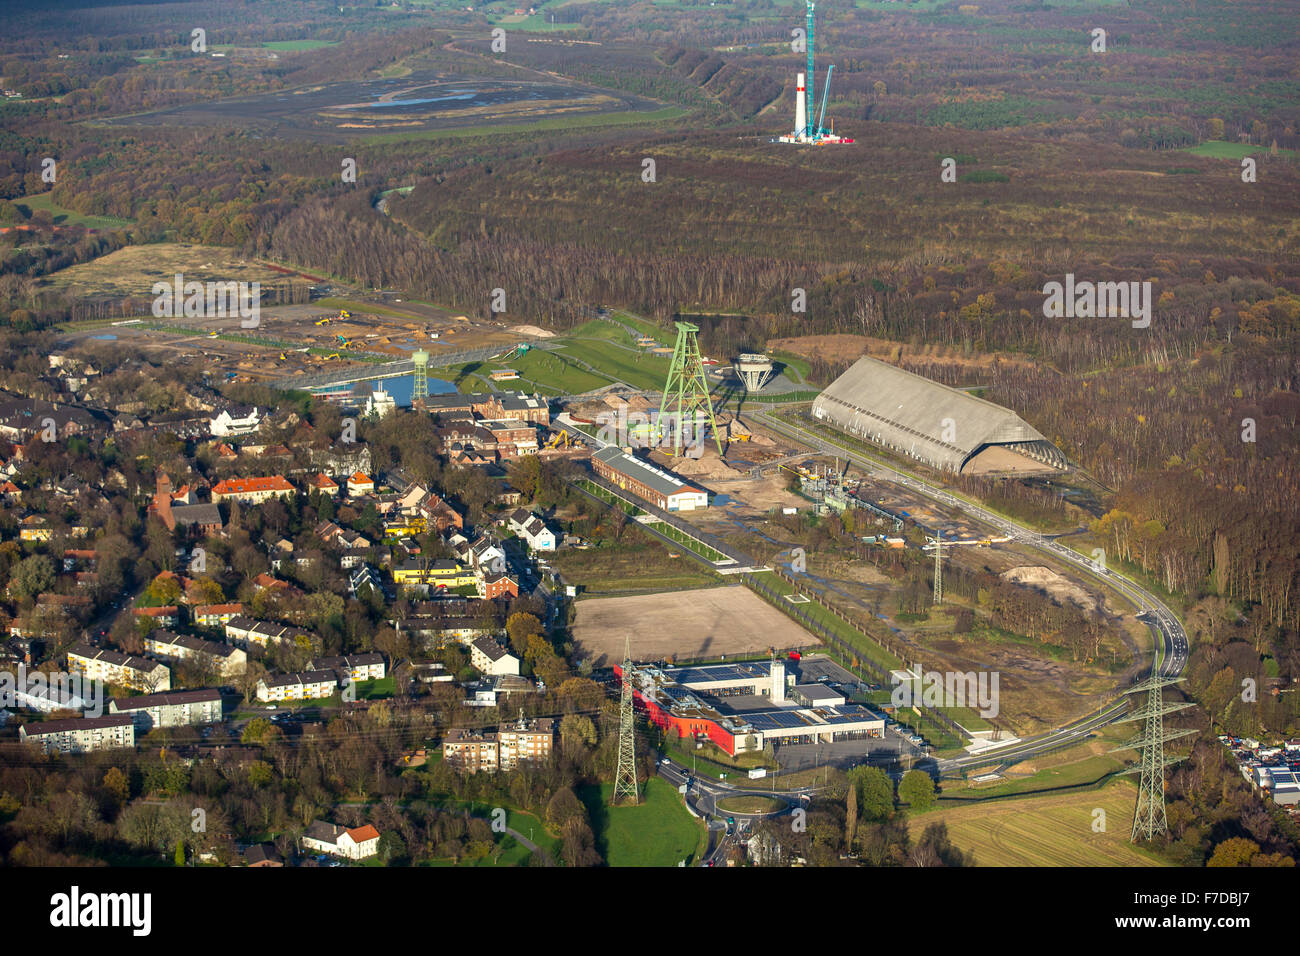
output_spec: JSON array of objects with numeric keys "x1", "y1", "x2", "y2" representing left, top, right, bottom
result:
[{"x1": 748, "y1": 768, "x2": 767, "y2": 780}]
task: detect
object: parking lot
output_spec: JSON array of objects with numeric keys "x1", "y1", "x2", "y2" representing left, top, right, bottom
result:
[
  {"x1": 775, "y1": 729, "x2": 923, "y2": 773},
  {"x1": 792, "y1": 654, "x2": 864, "y2": 686}
]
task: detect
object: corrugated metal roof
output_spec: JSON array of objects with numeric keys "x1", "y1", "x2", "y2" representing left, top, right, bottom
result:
[{"x1": 813, "y1": 355, "x2": 1062, "y2": 472}]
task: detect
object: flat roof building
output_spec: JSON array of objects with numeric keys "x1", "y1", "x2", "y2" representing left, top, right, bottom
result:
[
  {"x1": 20, "y1": 714, "x2": 135, "y2": 754},
  {"x1": 616, "y1": 659, "x2": 883, "y2": 755},
  {"x1": 108, "y1": 688, "x2": 223, "y2": 732}
]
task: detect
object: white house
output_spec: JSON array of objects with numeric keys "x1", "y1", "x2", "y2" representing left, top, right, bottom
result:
[
  {"x1": 209, "y1": 405, "x2": 263, "y2": 437},
  {"x1": 256, "y1": 670, "x2": 337, "y2": 703},
  {"x1": 469, "y1": 636, "x2": 521, "y2": 677},
  {"x1": 507, "y1": 508, "x2": 557, "y2": 552},
  {"x1": 301, "y1": 821, "x2": 380, "y2": 860}
]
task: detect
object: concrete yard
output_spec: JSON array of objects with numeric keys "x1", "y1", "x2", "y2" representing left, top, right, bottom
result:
[{"x1": 572, "y1": 585, "x2": 822, "y2": 667}]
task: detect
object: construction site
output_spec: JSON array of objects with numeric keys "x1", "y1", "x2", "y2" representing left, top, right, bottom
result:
[{"x1": 775, "y1": 1, "x2": 854, "y2": 146}]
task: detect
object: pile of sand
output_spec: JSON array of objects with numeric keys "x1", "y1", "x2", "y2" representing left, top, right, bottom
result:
[
  {"x1": 1001, "y1": 566, "x2": 1099, "y2": 614},
  {"x1": 667, "y1": 453, "x2": 745, "y2": 481},
  {"x1": 718, "y1": 416, "x2": 776, "y2": 446},
  {"x1": 510, "y1": 324, "x2": 555, "y2": 337}
]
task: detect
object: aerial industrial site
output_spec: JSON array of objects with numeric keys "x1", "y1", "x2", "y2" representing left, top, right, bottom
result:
[{"x1": 1, "y1": 0, "x2": 1296, "y2": 933}]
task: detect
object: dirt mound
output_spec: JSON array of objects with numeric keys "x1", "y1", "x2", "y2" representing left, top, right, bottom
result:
[
  {"x1": 665, "y1": 453, "x2": 745, "y2": 481},
  {"x1": 718, "y1": 416, "x2": 775, "y2": 446},
  {"x1": 1001, "y1": 566, "x2": 1099, "y2": 614},
  {"x1": 509, "y1": 324, "x2": 555, "y2": 338}
]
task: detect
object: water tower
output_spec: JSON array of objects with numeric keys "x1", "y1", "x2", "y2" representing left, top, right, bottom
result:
[
  {"x1": 411, "y1": 348, "x2": 429, "y2": 403},
  {"x1": 735, "y1": 353, "x2": 774, "y2": 392}
]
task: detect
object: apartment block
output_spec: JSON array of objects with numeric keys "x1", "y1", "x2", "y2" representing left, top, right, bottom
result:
[{"x1": 66, "y1": 643, "x2": 171, "y2": 692}]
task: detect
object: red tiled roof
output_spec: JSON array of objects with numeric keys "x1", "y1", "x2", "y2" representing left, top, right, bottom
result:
[
  {"x1": 349, "y1": 472, "x2": 372, "y2": 484},
  {"x1": 347, "y1": 825, "x2": 380, "y2": 843},
  {"x1": 195, "y1": 603, "x2": 244, "y2": 616},
  {"x1": 308, "y1": 473, "x2": 338, "y2": 488},
  {"x1": 133, "y1": 605, "x2": 178, "y2": 617},
  {"x1": 212, "y1": 476, "x2": 293, "y2": 495}
]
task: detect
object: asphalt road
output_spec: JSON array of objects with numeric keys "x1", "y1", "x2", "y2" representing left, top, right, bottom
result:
[{"x1": 748, "y1": 408, "x2": 1190, "y2": 768}]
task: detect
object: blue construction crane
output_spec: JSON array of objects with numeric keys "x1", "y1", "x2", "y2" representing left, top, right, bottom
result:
[{"x1": 817, "y1": 63, "x2": 835, "y2": 137}]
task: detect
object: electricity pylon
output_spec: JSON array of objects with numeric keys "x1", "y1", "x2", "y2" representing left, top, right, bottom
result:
[
  {"x1": 927, "y1": 531, "x2": 943, "y2": 604},
  {"x1": 657, "y1": 322, "x2": 721, "y2": 456},
  {"x1": 612, "y1": 636, "x2": 640, "y2": 806},
  {"x1": 1110, "y1": 672, "x2": 1195, "y2": 842}
]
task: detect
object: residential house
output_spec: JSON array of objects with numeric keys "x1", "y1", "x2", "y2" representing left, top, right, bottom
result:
[
  {"x1": 141, "y1": 629, "x2": 247, "y2": 678},
  {"x1": 67, "y1": 643, "x2": 171, "y2": 692},
  {"x1": 308, "y1": 653, "x2": 386, "y2": 684},
  {"x1": 224, "y1": 617, "x2": 318, "y2": 652},
  {"x1": 507, "y1": 508, "x2": 557, "y2": 551},
  {"x1": 348, "y1": 564, "x2": 383, "y2": 598},
  {"x1": 443, "y1": 715, "x2": 554, "y2": 773},
  {"x1": 108, "y1": 688, "x2": 223, "y2": 733},
  {"x1": 0, "y1": 396, "x2": 102, "y2": 443},
  {"x1": 479, "y1": 570, "x2": 519, "y2": 601},
  {"x1": 10, "y1": 673, "x2": 88, "y2": 713},
  {"x1": 469, "y1": 636, "x2": 520, "y2": 677},
  {"x1": 18, "y1": 515, "x2": 51, "y2": 542},
  {"x1": 392, "y1": 560, "x2": 476, "y2": 591},
  {"x1": 498, "y1": 714, "x2": 555, "y2": 769},
  {"x1": 346, "y1": 471, "x2": 374, "y2": 497},
  {"x1": 193, "y1": 603, "x2": 245, "y2": 628},
  {"x1": 458, "y1": 534, "x2": 507, "y2": 574},
  {"x1": 301, "y1": 821, "x2": 380, "y2": 860},
  {"x1": 480, "y1": 419, "x2": 539, "y2": 458},
  {"x1": 211, "y1": 476, "x2": 294, "y2": 505},
  {"x1": 132, "y1": 606, "x2": 179, "y2": 628},
  {"x1": 442, "y1": 728, "x2": 499, "y2": 773},
  {"x1": 20, "y1": 715, "x2": 135, "y2": 754},
  {"x1": 209, "y1": 405, "x2": 263, "y2": 437},
  {"x1": 244, "y1": 844, "x2": 283, "y2": 867},
  {"x1": 310, "y1": 442, "x2": 372, "y2": 478},
  {"x1": 306, "y1": 473, "x2": 339, "y2": 497},
  {"x1": 256, "y1": 670, "x2": 337, "y2": 703}
]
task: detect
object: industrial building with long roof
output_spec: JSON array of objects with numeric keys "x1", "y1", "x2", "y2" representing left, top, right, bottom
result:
[{"x1": 811, "y1": 355, "x2": 1067, "y2": 475}]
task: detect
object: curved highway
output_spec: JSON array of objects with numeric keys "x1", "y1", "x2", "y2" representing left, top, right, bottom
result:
[{"x1": 746, "y1": 407, "x2": 1189, "y2": 767}]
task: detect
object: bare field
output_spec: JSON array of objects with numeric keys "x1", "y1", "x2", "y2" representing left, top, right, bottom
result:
[
  {"x1": 43, "y1": 243, "x2": 283, "y2": 298},
  {"x1": 572, "y1": 585, "x2": 822, "y2": 666},
  {"x1": 923, "y1": 780, "x2": 1171, "y2": 867}
]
